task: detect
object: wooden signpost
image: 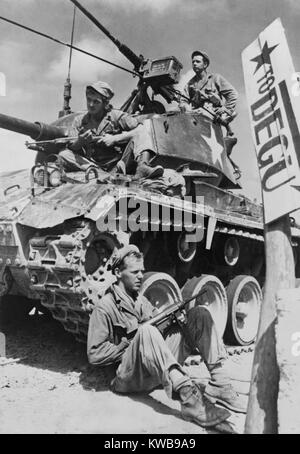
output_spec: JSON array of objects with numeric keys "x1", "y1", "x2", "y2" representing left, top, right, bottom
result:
[
  {"x1": 242, "y1": 18, "x2": 300, "y2": 433},
  {"x1": 0, "y1": 331, "x2": 5, "y2": 357}
]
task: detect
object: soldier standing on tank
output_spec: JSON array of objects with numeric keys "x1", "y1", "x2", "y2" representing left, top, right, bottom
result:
[
  {"x1": 179, "y1": 51, "x2": 238, "y2": 125},
  {"x1": 87, "y1": 245, "x2": 247, "y2": 429},
  {"x1": 59, "y1": 81, "x2": 163, "y2": 179},
  {"x1": 180, "y1": 51, "x2": 241, "y2": 176}
]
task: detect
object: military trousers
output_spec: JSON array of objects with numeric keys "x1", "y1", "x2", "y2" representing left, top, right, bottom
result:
[
  {"x1": 58, "y1": 149, "x2": 94, "y2": 171},
  {"x1": 112, "y1": 306, "x2": 227, "y2": 398}
]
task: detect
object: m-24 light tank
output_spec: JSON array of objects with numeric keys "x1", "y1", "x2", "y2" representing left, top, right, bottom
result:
[
  {"x1": 1, "y1": 0, "x2": 300, "y2": 351},
  {"x1": 2, "y1": 107, "x2": 299, "y2": 349}
]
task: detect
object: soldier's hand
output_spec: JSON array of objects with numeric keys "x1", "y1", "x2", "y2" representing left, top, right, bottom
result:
[
  {"x1": 77, "y1": 129, "x2": 95, "y2": 146},
  {"x1": 120, "y1": 337, "x2": 131, "y2": 348},
  {"x1": 176, "y1": 310, "x2": 187, "y2": 325},
  {"x1": 97, "y1": 134, "x2": 116, "y2": 147},
  {"x1": 215, "y1": 106, "x2": 228, "y2": 116},
  {"x1": 215, "y1": 107, "x2": 233, "y2": 124}
]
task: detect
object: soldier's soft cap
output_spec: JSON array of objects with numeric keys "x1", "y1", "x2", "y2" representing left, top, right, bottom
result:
[
  {"x1": 191, "y1": 50, "x2": 210, "y2": 67},
  {"x1": 110, "y1": 245, "x2": 142, "y2": 272},
  {"x1": 86, "y1": 81, "x2": 114, "y2": 100}
]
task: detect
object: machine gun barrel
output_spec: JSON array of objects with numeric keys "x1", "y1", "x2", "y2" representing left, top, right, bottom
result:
[
  {"x1": 70, "y1": 0, "x2": 142, "y2": 71},
  {"x1": 69, "y1": 1, "x2": 182, "y2": 106},
  {"x1": 0, "y1": 113, "x2": 67, "y2": 141}
]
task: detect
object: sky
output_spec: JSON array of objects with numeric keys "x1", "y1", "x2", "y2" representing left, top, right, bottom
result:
[{"x1": 1, "y1": 0, "x2": 300, "y2": 202}]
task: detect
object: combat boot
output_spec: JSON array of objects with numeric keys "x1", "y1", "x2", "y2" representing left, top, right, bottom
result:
[
  {"x1": 135, "y1": 150, "x2": 164, "y2": 179},
  {"x1": 179, "y1": 383, "x2": 230, "y2": 427},
  {"x1": 204, "y1": 383, "x2": 248, "y2": 414},
  {"x1": 111, "y1": 160, "x2": 126, "y2": 175}
]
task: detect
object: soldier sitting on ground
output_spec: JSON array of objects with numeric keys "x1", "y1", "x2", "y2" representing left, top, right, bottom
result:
[
  {"x1": 87, "y1": 245, "x2": 247, "y2": 429},
  {"x1": 58, "y1": 81, "x2": 164, "y2": 179}
]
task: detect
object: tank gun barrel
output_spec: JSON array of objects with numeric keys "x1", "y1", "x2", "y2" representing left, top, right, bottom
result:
[
  {"x1": 70, "y1": 0, "x2": 142, "y2": 71},
  {"x1": 0, "y1": 113, "x2": 67, "y2": 141}
]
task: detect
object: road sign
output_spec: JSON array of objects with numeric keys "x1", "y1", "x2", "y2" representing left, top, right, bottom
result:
[{"x1": 242, "y1": 18, "x2": 300, "y2": 224}]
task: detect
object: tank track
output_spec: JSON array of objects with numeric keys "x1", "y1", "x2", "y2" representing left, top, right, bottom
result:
[
  {"x1": 214, "y1": 225, "x2": 264, "y2": 242},
  {"x1": 184, "y1": 344, "x2": 254, "y2": 367},
  {"x1": 226, "y1": 344, "x2": 254, "y2": 356},
  {"x1": 27, "y1": 219, "x2": 129, "y2": 342}
]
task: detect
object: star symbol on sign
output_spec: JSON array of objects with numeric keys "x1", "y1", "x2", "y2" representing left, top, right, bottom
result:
[
  {"x1": 250, "y1": 41, "x2": 278, "y2": 74},
  {"x1": 202, "y1": 128, "x2": 224, "y2": 167}
]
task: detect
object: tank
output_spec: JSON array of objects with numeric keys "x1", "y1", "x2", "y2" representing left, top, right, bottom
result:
[{"x1": 1, "y1": 1, "x2": 300, "y2": 350}]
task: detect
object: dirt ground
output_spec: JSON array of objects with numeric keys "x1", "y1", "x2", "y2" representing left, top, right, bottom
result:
[{"x1": 0, "y1": 310, "x2": 253, "y2": 435}]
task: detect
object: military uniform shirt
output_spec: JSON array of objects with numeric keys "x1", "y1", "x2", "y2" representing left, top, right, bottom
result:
[
  {"x1": 87, "y1": 284, "x2": 156, "y2": 366},
  {"x1": 181, "y1": 72, "x2": 238, "y2": 113},
  {"x1": 67, "y1": 108, "x2": 140, "y2": 170}
]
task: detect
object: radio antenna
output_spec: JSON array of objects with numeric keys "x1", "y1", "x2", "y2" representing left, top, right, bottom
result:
[{"x1": 59, "y1": 4, "x2": 76, "y2": 117}]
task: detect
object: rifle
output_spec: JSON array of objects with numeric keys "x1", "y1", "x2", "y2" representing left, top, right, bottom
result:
[
  {"x1": 143, "y1": 289, "x2": 207, "y2": 336},
  {"x1": 193, "y1": 88, "x2": 222, "y2": 110},
  {"x1": 192, "y1": 89, "x2": 236, "y2": 135},
  {"x1": 116, "y1": 288, "x2": 208, "y2": 356},
  {"x1": 26, "y1": 120, "x2": 113, "y2": 153},
  {"x1": 26, "y1": 134, "x2": 104, "y2": 151}
]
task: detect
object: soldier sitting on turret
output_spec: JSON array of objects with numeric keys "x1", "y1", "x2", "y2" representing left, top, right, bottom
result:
[
  {"x1": 180, "y1": 51, "x2": 238, "y2": 125},
  {"x1": 59, "y1": 81, "x2": 163, "y2": 179}
]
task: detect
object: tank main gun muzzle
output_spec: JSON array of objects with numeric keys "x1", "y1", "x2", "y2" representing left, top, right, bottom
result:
[{"x1": 0, "y1": 113, "x2": 67, "y2": 141}]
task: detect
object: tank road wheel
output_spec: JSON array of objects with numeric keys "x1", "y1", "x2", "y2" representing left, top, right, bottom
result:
[
  {"x1": 81, "y1": 231, "x2": 130, "y2": 312},
  {"x1": 140, "y1": 272, "x2": 182, "y2": 310},
  {"x1": 223, "y1": 237, "x2": 240, "y2": 266},
  {"x1": 224, "y1": 275, "x2": 262, "y2": 346},
  {"x1": 181, "y1": 275, "x2": 228, "y2": 337},
  {"x1": 177, "y1": 232, "x2": 197, "y2": 263}
]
